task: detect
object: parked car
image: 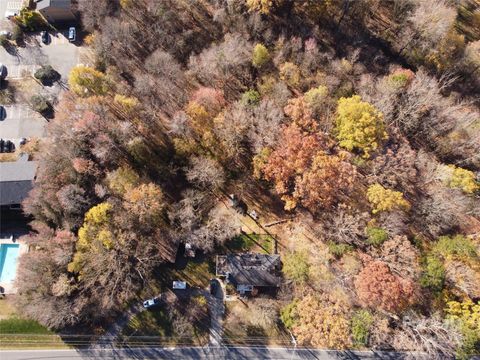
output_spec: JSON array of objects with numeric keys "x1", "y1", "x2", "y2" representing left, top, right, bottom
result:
[
  {"x1": 41, "y1": 31, "x2": 49, "y2": 44},
  {"x1": 68, "y1": 27, "x2": 76, "y2": 42},
  {"x1": 4, "y1": 139, "x2": 14, "y2": 152},
  {"x1": 0, "y1": 106, "x2": 5, "y2": 120},
  {"x1": 172, "y1": 281, "x2": 187, "y2": 290},
  {"x1": 0, "y1": 139, "x2": 4, "y2": 152},
  {"x1": 4, "y1": 10, "x2": 18, "y2": 19},
  {"x1": 19, "y1": 137, "x2": 27, "y2": 145},
  {"x1": 143, "y1": 297, "x2": 161, "y2": 309},
  {"x1": 209, "y1": 279, "x2": 218, "y2": 295},
  {"x1": 0, "y1": 64, "x2": 7, "y2": 80}
]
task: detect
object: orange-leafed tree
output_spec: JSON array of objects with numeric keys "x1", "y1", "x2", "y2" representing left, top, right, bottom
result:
[
  {"x1": 293, "y1": 151, "x2": 357, "y2": 211},
  {"x1": 292, "y1": 294, "x2": 352, "y2": 349}
]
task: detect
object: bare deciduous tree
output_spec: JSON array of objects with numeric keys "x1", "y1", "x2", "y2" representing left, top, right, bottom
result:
[
  {"x1": 185, "y1": 156, "x2": 225, "y2": 190},
  {"x1": 393, "y1": 313, "x2": 462, "y2": 360}
]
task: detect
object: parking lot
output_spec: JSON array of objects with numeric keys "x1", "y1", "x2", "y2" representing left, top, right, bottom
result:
[
  {"x1": 0, "y1": 30, "x2": 80, "y2": 80},
  {"x1": 0, "y1": 105, "x2": 46, "y2": 141},
  {"x1": 0, "y1": 1, "x2": 81, "y2": 145}
]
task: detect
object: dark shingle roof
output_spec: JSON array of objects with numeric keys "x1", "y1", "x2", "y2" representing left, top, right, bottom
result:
[
  {"x1": 0, "y1": 161, "x2": 37, "y2": 206},
  {"x1": 216, "y1": 254, "x2": 281, "y2": 287}
]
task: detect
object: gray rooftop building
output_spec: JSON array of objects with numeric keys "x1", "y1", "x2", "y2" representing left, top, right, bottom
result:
[
  {"x1": 36, "y1": 0, "x2": 76, "y2": 23},
  {"x1": 0, "y1": 159, "x2": 38, "y2": 207},
  {"x1": 216, "y1": 254, "x2": 281, "y2": 295}
]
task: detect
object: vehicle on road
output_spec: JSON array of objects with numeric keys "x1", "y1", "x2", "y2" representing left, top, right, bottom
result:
[
  {"x1": 143, "y1": 296, "x2": 161, "y2": 309},
  {"x1": 0, "y1": 106, "x2": 5, "y2": 120},
  {"x1": 19, "y1": 137, "x2": 27, "y2": 145},
  {"x1": 41, "y1": 31, "x2": 49, "y2": 44},
  {"x1": 68, "y1": 27, "x2": 76, "y2": 42}
]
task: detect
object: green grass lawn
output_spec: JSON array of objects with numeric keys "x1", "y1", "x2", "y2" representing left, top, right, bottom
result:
[
  {"x1": 0, "y1": 318, "x2": 53, "y2": 334},
  {"x1": 226, "y1": 234, "x2": 274, "y2": 254},
  {"x1": 123, "y1": 309, "x2": 172, "y2": 337},
  {"x1": 0, "y1": 299, "x2": 68, "y2": 349}
]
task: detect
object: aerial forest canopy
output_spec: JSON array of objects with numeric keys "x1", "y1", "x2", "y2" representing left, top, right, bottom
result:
[{"x1": 16, "y1": 0, "x2": 480, "y2": 358}]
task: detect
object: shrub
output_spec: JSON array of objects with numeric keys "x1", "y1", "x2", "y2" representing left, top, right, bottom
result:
[
  {"x1": 419, "y1": 256, "x2": 445, "y2": 292},
  {"x1": 335, "y1": 95, "x2": 387, "y2": 158},
  {"x1": 252, "y1": 43, "x2": 270, "y2": 68},
  {"x1": 351, "y1": 310, "x2": 373, "y2": 347},
  {"x1": 283, "y1": 251, "x2": 310, "y2": 284},
  {"x1": 328, "y1": 241, "x2": 353, "y2": 258},
  {"x1": 366, "y1": 226, "x2": 388, "y2": 246},
  {"x1": 11, "y1": 25, "x2": 23, "y2": 43},
  {"x1": 30, "y1": 95, "x2": 50, "y2": 114},
  {"x1": 16, "y1": 9, "x2": 46, "y2": 32},
  {"x1": 0, "y1": 34, "x2": 8, "y2": 48},
  {"x1": 432, "y1": 235, "x2": 477, "y2": 261},
  {"x1": 241, "y1": 89, "x2": 261, "y2": 106},
  {"x1": 280, "y1": 300, "x2": 299, "y2": 329},
  {"x1": 34, "y1": 65, "x2": 59, "y2": 85},
  {"x1": 367, "y1": 184, "x2": 410, "y2": 214}
]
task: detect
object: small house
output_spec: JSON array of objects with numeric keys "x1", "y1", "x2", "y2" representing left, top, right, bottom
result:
[
  {"x1": 0, "y1": 159, "x2": 37, "y2": 209},
  {"x1": 216, "y1": 254, "x2": 281, "y2": 296}
]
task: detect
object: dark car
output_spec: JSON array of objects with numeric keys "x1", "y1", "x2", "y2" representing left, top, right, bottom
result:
[
  {"x1": 0, "y1": 139, "x2": 4, "y2": 152},
  {"x1": 0, "y1": 106, "x2": 5, "y2": 120},
  {"x1": 41, "y1": 31, "x2": 49, "y2": 44},
  {"x1": 0, "y1": 64, "x2": 7, "y2": 80},
  {"x1": 209, "y1": 279, "x2": 218, "y2": 295},
  {"x1": 4, "y1": 139, "x2": 14, "y2": 152},
  {"x1": 68, "y1": 27, "x2": 76, "y2": 42}
]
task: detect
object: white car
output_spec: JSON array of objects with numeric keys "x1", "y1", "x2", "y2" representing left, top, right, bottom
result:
[
  {"x1": 68, "y1": 27, "x2": 76, "y2": 42},
  {"x1": 143, "y1": 297, "x2": 161, "y2": 309},
  {"x1": 172, "y1": 281, "x2": 187, "y2": 290}
]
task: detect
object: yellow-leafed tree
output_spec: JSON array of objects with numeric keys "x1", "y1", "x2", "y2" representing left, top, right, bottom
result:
[
  {"x1": 335, "y1": 95, "x2": 387, "y2": 158},
  {"x1": 367, "y1": 184, "x2": 410, "y2": 214}
]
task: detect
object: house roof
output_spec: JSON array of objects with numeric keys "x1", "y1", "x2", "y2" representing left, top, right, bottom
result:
[
  {"x1": 0, "y1": 160, "x2": 37, "y2": 206},
  {"x1": 36, "y1": 0, "x2": 71, "y2": 10},
  {"x1": 216, "y1": 254, "x2": 281, "y2": 287}
]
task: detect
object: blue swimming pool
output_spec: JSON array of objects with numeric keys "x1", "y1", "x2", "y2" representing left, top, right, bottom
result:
[{"x1": 0, "y1": 244, "x2": 20, "y2": 283}]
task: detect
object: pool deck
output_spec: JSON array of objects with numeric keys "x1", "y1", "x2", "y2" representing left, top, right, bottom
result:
[{"x1": 0, "y1": 236, "x2": 28, "y2": 295}]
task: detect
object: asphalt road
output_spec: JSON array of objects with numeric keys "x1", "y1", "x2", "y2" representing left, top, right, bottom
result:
[{"x1": 0, "y1": 347, "x2": 416, "y2": 360}]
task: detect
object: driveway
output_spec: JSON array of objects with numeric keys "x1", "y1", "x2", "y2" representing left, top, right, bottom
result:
[{"x1": 207, "y1": 279, "x2": 224, "y2": 346}]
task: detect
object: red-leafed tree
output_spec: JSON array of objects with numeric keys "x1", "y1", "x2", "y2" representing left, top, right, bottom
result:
[{"x1": 354, "y1": 261, "x2": 416, "y2": 313}]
